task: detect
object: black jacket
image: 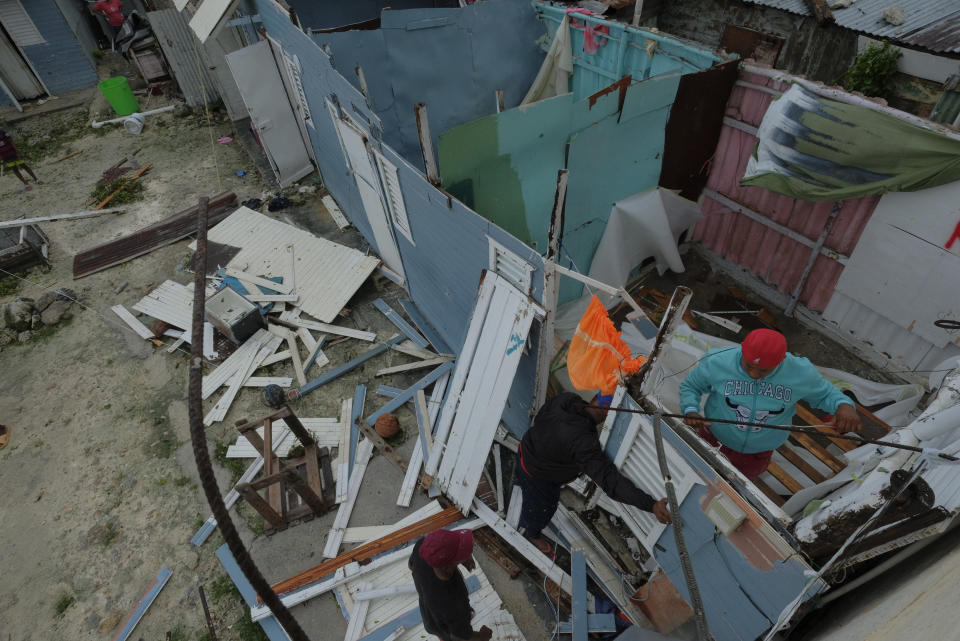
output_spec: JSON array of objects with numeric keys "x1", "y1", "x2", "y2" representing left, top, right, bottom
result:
[{"x1": 520, "y1": 392, "x2": 656, "y2": 512}]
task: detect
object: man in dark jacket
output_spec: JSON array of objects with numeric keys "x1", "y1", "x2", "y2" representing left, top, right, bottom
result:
[
  {"x1": 409, "y1": 528, "x2": 492, "y2": 641},
  {"x1": 517, "y1": 392, "x2": 671, "y2": 554}
]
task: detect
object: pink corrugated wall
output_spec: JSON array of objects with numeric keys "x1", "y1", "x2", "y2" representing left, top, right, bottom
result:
[{"x1": 693, "y1": 71, "x2": 881, "y2": 312}]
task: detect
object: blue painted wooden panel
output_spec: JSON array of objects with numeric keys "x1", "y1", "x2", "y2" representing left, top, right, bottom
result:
[
  {"x1": 287, "y1": 0, "x2": 459, "y2": 30},
  {"x1": 20, "y1": 0, "x2": 97, "y2": 95},
  {"x1": 215, "y1": 544, "x2": 292, "y2": 641},
  {"x1": 313, "y1": 0, "x2": 544, "y2": 167},
  {"x1": 254, "y1": 0, "x2": 546, "y2": 435}
]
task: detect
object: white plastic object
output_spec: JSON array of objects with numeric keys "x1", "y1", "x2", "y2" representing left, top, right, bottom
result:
[
  {"x1": 123, "y1": 113, "x2": 145, "y2": 135},
  {"x1": 705, "y1": 493, "x2": 747, "y2": 536}
]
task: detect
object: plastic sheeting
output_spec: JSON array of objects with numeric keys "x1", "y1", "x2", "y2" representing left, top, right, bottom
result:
[
  {"x1": 521, "y1": 13, "x2": 572, "y2": 105},
  {"x1": 741, "y1": 84, "x2": 960, "y2": 201}
]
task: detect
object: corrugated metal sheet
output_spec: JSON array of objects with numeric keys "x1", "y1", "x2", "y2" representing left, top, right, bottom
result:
[
  {"x1": 197, "y1": 207, "x2": 381, "y2": 323},
  {"x1": 692, "y1": 70, "x2": 881, "y2": 312},
  {"x1": 147, "y1": 9, "x2": 222, "y2": 108},
  {"x1": 822, "y1": 291, "x2": 960, "y2": 372},
  {"x1": 745, "y1": 0, "x2": 960, "y2": 53}
]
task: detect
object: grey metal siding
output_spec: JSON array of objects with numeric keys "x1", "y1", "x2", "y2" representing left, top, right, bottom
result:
[
  {"x1": 18, "y1": 0, "x2": 97, "y2": 95},
  {"x1": 147, "y1": 9, "x2": 221, "y2": 109},
  {"x1": 254, "y1": 0, "x2": 545, "y2": 432}
]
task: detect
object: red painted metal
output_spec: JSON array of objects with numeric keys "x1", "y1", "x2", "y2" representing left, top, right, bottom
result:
[{"x1": 692, "y1": 71, "x2": 881, "y2": 312}]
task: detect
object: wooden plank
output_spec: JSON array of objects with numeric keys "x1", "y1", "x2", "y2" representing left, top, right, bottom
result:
[
  {"x1": 375, "y1": 355, "x2": 453, "y2": 377},
  {"x1": 766, "y1": 461, "x2": 804, "y2": 494},
  {"x1": 202, "y1": 329, "x2": 271, "y2": 398},
  {"x1": 397, "y1": 373, "x2": 448, "y2": 507},
  {"x1": 323, "y1": 439, "x2": 374, "y2": 558},
  {"x1": 855, "y1": 401, "x2": 894, "y2": 436},
  {"x1": 96, "y1": 163, "x2": 152, "y2": 210},
  {"x1": 225, "y1": 268, "x2": 293, "y2": 294},
  {"x1": 270, "y1": 507, "x2": 464, "y2": 596},
  {"x1": 110, "y1": 568, "x2": 173, "y2": 641},
  {"x1": 343, "y1": 501, "x2": 443, "y2": 544},
  {"x1": 322, "y1": 195, "x2": 350, "y2": 230},
  {"x1": 0, "y1": 207, "x2": 125, "y2": 229},
  {"x1": 390, "y1": 340, "x2": 441, "y2": 360},
  {"x1": 398, "y1": 299, "x2": 451, "y2": 354},
  {"x1": 296, "y1": 337, "x2": 405, "y2": 399},
  {"x1": 204, "y1": 335, "x2": 282, "y2": 425},
  {"x1": 304, "y1": 335, "x2": 330, "y2": 372},
  {"x1": 789, "y1": 433, "x2": 846, "y2": 474},
  {"x1": 243, "y1": 377, "x2": 293, "y2": 387},
  {"x1": 335, "y1": 399, "x2": 352, "y2": 504},
  {"x1": 795, "y1": 404, "x2": 857, "y2": 452},
  {"x1": 284, "y1": 328, "x2": 307, "y2": 388},
  {"x1": 260, "y1": 350, "x2": 291, "y2": 367},
  {"x1": 777, "y1": 444, "x2": 827, "y2": 484},
  {"x1": 111, "y1": 305, "x2": 154, "y2": 339},
  {"x1": 372, "y1": 298, "x2": 429, "y2": 349},
  {"x1": 281, "y1": 315, "x2": 376, "y2": 342},
  {"x1": 365, "y1": 362, "x2": 454, "y2": 427},
  {"x1": 203, "y1": 322, "x2": 218, "y2": 360},
  {"x1": 571, "y1": 550, "x2": 588, "y2": 641},
  {"x1": 344, "y1": 582, "x2": 372, "y2": 641}
]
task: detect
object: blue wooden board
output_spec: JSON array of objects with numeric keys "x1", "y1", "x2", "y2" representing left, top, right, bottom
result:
[
  {"x1": 556, "y1": 613, "x2": 617, "y2": 634},
  {"x1": 297, "y1": 336, "x2": 404, "y2": 398},
  {"x1": 373, "y1": 298, "x2": 430, "y2": 348},
  {"x1": 398, "y1": 299, "x2": 451, "y2": 354},
  {"x1": 111, "y1": 568, "x2": 172, "y2": 641},
  {"x1": 215, "y1": 545, "x2": 290, "y2": 641},
  {"x1": 571, "y1": 550, "x2": 588, "y2": 641},
  {"x1": 365, "y1": 361, "x2": 454, "y2": 425}
]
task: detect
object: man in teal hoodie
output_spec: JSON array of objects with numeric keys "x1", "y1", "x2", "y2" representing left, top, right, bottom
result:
[{"x1": 679, "y1": 329, "x2": 861, "y2": 479}]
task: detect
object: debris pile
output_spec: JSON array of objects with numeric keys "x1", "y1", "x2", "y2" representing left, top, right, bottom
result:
[{"x1": 0, "y1": 290, "x2": 75, "y2": 344}]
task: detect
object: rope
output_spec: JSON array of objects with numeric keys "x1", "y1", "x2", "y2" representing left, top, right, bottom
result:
[
  {"x1": 190, "y1": 34, "x2": 223, "y2": 192},
  {"x1": 187, "y1": 197, "x2": 310, "y2": 640},
  {"x1": 587, "y1": 404, "x2": 960, "y2": 462}
]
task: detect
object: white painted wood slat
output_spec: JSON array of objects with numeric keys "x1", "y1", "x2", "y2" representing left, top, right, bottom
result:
[{"x1": 324, "y1": 439, "x2": 374, "y2": 558}]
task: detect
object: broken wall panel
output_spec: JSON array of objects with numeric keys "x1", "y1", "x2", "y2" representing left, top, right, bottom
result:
[
  {"x1": 313, "y1": 0, "x2": 545, "y2": 166},
  {"x1": 254, "y1": 0, "x2": 546, "y2": 434},
  {"x1": 147, "y1": 9, "x2": 222, "y2": 109},
  {"x1": 692, "y1": 70, "x2": 881, "y2": 312},
  {"x1": 439, "y1": 71, "x2": 685, "y2": 304}
]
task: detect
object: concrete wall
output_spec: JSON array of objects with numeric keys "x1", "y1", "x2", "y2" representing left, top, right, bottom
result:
[
  {"x1": 658, "y1": 0, "x2": 857, "y2": 83},
  {"x1": 253, "y1": 0, "x2": 547, "y2": 433}
]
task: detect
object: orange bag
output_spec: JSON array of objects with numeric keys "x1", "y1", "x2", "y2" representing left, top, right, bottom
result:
[{"x1": 567, "y1": 295, "x2": 646, "y2": 395}]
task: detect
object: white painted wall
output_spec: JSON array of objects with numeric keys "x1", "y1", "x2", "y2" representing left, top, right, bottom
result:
[{"x1": 858, "y1": 36, "x2": 960, "y2": 84}]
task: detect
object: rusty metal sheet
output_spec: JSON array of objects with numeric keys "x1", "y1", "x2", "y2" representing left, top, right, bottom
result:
[{"x1": 72, "y1": 192, "x2": 237, "y2": 279}]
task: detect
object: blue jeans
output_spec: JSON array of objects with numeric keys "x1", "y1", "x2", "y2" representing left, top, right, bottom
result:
[{"x1": 515, "y1": 452, "x2": 561, "y2": 539}]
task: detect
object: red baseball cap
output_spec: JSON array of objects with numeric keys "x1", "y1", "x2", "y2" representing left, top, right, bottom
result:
[
  {"x1": 741, "y1": 329, "x2": 787, "y2": 368},
  {"x1": 419, "y1": 529, "x2": 474, "y2": 568}
]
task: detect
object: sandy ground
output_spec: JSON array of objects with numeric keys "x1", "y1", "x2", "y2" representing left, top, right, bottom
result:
[{"x1": 0, "y1": 70, "x2": 553, "y2": 641}]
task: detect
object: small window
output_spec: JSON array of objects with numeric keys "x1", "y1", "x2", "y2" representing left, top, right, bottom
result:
[
  {"x1": 282, "y1": 52, "x2": 312, "y2": 123},
  {"x1": 0, "y1": 0, "x2": 45, "y2": 46},
  {"x1": 488, "y1": 237, "x2": 534, "y2": 294},
  {"x1": 373, "y1": 150, "x2": 414, "y2": 245}
]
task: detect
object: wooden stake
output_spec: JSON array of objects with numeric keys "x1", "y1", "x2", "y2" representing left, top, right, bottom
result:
[{"x1": 95, "y1": 163, "x2": 152, "y2": 210}]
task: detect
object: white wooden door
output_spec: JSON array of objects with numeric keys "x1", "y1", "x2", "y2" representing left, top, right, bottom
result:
[
  {"x1": 225, "y1": 39, "x2": 313, "y2": 186},
  {"x1": 432, "y1": 271, "x2": 544, "y2": 512},
  {"x1": 328, "y1": 102, "x2": 406, "y2": 281}
]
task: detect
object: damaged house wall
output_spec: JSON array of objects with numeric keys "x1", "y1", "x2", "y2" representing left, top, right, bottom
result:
[
  {"x1": 0, "y1": 0, "x2": 99, "y2": 106},
  {"x1": 311, "y1": 0, "x2": 545, "y2": 167},
  {"x1": 253, "y1": 0, "x2": 546, "y2": 433},
  {"x1": 438, "y1": 5, "x2": 728, "y2": 304},
  {"x1": 657, "y1": 0, "x2": 857, "y2": 83},
  {"x1": 694, "y1": 68, "x2": 960, "y2": 373}
]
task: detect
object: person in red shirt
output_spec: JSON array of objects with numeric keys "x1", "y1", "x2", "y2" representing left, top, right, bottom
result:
[
  {"x1": 0, "y1": 130, "x2": 42, "y2": 191},
  {"x1": 93, "y1": 0, "x2": 124, "y2": 28}
]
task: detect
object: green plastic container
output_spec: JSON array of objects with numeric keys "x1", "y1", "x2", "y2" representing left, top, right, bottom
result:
[{"x1": 98, "y1": 76, "x2": 139, "y2": 116}]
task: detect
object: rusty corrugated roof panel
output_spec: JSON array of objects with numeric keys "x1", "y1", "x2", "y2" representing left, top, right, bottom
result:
[{"x1": 744, "y1": 0, "x2": 960, "y2": 53}]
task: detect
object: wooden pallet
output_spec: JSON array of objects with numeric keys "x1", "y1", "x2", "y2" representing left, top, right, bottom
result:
[{"x1": 760, "y1": 402, "x2": 893, "y2": 502}]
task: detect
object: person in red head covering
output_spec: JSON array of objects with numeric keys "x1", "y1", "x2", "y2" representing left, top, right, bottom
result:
[
  {"x1": 92, "y1": 0, "x2": 124, "y2": 29},
  {"x1": 409, "y1": 529, "x2": 492, "y2": 641},
  {"x1": 679, "y1": 329, "x2": 861, "y2": 480}
]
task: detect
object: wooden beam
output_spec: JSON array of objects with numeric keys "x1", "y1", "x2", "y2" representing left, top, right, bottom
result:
[
  {"x1": 375, "y1": 355, "x2": 453, "y2": 377},
  {"x1": 752, "y1": 478, "x2": 785, "y2": 506},
  {"x1": 789, "y1": 433, "x2": 846, "y2": 474},
  {"x1": 270, "y1": 507, "x2": 464, "y2": 596},
  {"x1": 766, "y1": 462, "x2": 804, "y2": 494},
  {"x1": 0, "y1": 207, "x2": 125, "y2": 229},
  {"x1": 414, "y1": 102, "x2": 440, "y2": 185},
  {"x1": 795, "y1": 404, "x2": 857, "y2": 452},
  {"x1": 777, "y1": 445, "x2": 827, "y2": 484}
]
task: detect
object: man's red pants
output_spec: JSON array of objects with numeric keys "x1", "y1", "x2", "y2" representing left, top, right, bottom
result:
[{"x1": 697, "y1": 427, "x2": 773, "y2": 480}]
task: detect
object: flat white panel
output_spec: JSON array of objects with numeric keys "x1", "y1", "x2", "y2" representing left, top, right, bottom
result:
[
  {"x1": 834, "y1": 181, "x2": 960, "y2": 349},
  {"x1": 188, "y1": 0, "x2": 239, "y2": 43},
  {"x1": 225, "y1": 40, "x2": 312, "y2": 186},
  {"x1": 191, "y1": 207, "x2": 380, "y2": 323},
  {"x1": 0, "y1": 0, "x2": 44, "y2": 45}
]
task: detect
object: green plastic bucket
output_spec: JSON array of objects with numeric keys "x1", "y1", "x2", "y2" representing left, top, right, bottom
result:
[{"x1": 98, "y1": 76, "x2": 139, "y2": 116}]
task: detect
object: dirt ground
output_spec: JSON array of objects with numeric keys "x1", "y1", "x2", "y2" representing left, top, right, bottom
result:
[{"x1": 0, "y1": 61, "x2": 552, "y2": 641}]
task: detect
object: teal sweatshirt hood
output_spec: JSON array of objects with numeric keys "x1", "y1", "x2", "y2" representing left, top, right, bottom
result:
[{"x1": 678, "y1": 347, "x2": 853, "y2": 454}]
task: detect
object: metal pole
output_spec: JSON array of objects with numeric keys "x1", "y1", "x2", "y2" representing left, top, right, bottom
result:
[{"x1": 785, "y1": 203, "x2": 841, "y2": 317}]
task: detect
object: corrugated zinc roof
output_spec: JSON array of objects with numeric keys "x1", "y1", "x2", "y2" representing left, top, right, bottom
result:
[{"x1": 744, "y1": 0, "x2": 960, "y2": 53}]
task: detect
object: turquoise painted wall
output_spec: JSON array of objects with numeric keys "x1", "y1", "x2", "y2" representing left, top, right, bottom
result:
[{"x1": 438, "y1": 4, "x2": 722, "y2": 302}]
